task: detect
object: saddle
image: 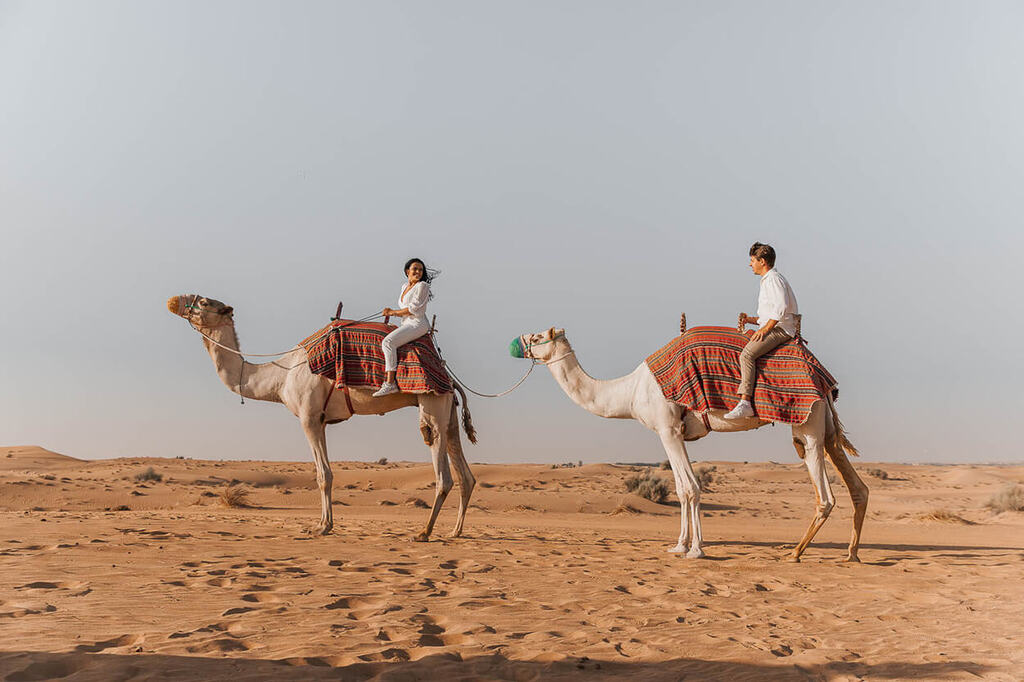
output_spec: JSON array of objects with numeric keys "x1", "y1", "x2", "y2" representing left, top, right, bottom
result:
[
  {"x1": 300, "y1": 319, "x2": 452, "y2": 395},
  {"x1": 647, "y1": 316, "x2": 837, "y2": 425}
]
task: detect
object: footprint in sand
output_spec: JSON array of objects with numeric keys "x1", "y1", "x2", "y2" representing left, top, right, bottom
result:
[{"x1": 74, "y1": 634, "x2": 142, "y2": 653}]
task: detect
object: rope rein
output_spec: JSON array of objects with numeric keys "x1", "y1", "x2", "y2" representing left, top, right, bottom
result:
[
  {"x1": 430, "y1": 331, "x2": 572, "y2": 399},
  {"x1": 186, "y1": 295, "x2": 560, "y2": 401},
  {"x1": 188, "y1": 311, "x2": 385, "y2": 359}
]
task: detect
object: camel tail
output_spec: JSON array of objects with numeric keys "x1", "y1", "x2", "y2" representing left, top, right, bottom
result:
[
  {"x1": 453, "y1": 383, "x2": 478, "y2": 444},
  {"x1": 827, "y1": 397, "x2": 860, "y2": 458}
]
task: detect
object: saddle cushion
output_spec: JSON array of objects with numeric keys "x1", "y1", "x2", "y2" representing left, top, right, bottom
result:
[
  {"x1": 300, "y1": 320, "x2": 453, "y2": 394},
  {"x1": 645, "y1": 326, "x2": 838, "y2": 425}
]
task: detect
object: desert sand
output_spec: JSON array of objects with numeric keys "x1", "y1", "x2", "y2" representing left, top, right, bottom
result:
[{"x1": 1, "y1": 444, "x2": 1022, "y2": 681}]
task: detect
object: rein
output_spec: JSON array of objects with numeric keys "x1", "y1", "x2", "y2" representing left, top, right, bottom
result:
[{"x1": 432, "y1": 332, "x2": 574, "y2": 399}]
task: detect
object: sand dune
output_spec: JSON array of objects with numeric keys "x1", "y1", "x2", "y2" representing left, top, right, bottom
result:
[{"x1": 1, "y1": 446, "x2": 1022, "y2": 680}]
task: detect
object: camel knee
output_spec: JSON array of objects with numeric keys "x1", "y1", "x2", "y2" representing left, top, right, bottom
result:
[{"x1": 817, "y1": 499, "x2": 834, "y2": 518}]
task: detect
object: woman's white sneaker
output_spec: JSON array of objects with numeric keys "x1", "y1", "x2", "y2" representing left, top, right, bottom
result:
[
  {"x1": 724, "y1": 400, "x2": 754, "y2": 419},
  {"x1": 372, "y1": 382, "x2": 399, "y2": 397}
]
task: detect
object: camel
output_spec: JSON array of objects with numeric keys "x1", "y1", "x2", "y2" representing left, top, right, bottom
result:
[
  {"x1": 513, "y1": 326, "x2": 868, "y2": 562},
  {"x1": 167, "y1": 294, "x2": 477, "y2": 540}
]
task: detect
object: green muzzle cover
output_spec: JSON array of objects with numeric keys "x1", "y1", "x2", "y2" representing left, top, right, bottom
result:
[{"x1": 509, "y1": 337, "x2": 525, "y2": 359}]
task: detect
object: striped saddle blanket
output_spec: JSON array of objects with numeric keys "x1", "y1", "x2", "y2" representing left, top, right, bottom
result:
[
  {"x1": 646, "y1": 326, "x2": 838, "y2": 425},
  {"x1": 300, "y1": 320, "x2": 453, "y2": 395}
]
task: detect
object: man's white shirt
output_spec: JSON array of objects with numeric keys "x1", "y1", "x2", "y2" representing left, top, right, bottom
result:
[{"x1": 757, "y1": 269, "x2": 799, "y2": 337}]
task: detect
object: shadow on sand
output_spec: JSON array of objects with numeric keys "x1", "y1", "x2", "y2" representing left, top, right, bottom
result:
[{"x1": 0, "y1": 650, "x2": 995, "y2": 681}]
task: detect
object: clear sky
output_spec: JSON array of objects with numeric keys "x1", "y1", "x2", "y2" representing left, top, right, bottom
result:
[{"x1": 2, "y1": 1, "x2": 1021, "y2": 464}]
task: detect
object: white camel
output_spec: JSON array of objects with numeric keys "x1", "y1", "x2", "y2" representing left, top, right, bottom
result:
[
  {"x1": 168, "y1": 294, "x2": 477, "y2": 540},
  {"x1": 514, "y1": 326, "x2": 868, "y2": 561}
]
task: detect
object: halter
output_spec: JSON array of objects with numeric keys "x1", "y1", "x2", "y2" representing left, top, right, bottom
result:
[
  {"x1": 183, "y1": 295, "x2": 235, "y2": 330},
  {"x1": 512, "y1": 332, "x2": 576, "y2": 365}
]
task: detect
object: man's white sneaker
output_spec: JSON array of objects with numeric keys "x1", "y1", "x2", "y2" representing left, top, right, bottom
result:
[
  {"x1": 372, "y1": 382, "x2": 399, "y2": 398},
  {"x1": 724, "y1": 400, "x2": 754, "y2": 419}
]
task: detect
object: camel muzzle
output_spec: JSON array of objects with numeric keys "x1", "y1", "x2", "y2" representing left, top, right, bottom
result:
[
  {"x1": 509, "y1": 336, "x2": 526, "y2": 359},
  {"x1": 167, "y1": 295, "x2": 184, "y2": 317}
]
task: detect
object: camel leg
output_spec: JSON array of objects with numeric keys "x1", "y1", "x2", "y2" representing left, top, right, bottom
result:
[
  {"x1": 826, "y1": 444, "x2": 869, "y2": 562},
  {"x1": 789, "y1": 425, "x2": 835, "y2": 562},
  {"x1": 658, "y1": 430, "x2": 704, "y2": 558},
  {"x1": 413, "y1": 400, "x2": 453, "y2": 542},
  {"x1": 445, "y1": 402, "x2": 476, "y2": 538},
  {"x1": 300, "y1": 417, "x2": 334, "y2": 535}
]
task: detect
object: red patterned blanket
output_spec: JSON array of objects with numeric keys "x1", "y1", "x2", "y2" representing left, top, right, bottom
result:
[
  {"x1": 645, "y1": 326, "x2": 838, "y2": 425},
  {"x1": 300, "y1": 320, "x2": 453, "y2": 395}
]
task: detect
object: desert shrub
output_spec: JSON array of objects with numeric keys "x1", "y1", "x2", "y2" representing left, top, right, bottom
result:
[
  {"x1": 220, "y1": 484, "x2": 252, "y2": 508},
  {"x1": 625, "y1": 469, "x2": 670, "y2": 504},
  {"x1": 610, "y1": 501, "x2": 642, "y2": 515},
  {"x1": 661, "y1": 460, "x2": 671, "y2": 470},
  {"x1": 918, "y1": 508, "x2": 974, "y2": 525},
  {"x1": 376, "y1": 457, "x2": 388, "y2": 466},
  {"x1": 134, "y1": 467, "x2": 162, "y2": 483},
  {"x1": 693, "y1": 464, "x2": 716, "y2": 492},
  {"x1": 986, "y1": 485, "x2": 1024, "y2": 513},
  {"x1": 865, "y1": 468, "x2": 890, "y2": 480}
]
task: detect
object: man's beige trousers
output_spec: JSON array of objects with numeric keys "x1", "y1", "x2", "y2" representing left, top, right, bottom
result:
[{"x1": 737, "y1": 327, "x2": 791, "y2": 397}]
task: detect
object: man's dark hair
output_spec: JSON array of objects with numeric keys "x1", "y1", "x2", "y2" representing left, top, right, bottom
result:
[{"x1": 749, "y1": 242, "x2": 776, "y2": 268}]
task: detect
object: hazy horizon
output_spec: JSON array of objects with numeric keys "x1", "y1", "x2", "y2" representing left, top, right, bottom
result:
[{"x1": 3, "y1": 1, "x2": 1022, "y2": 465}]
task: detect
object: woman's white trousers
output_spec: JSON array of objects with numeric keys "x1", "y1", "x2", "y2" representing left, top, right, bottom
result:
[{"x1": 381, "y1": 319, "x2": 430, "y2": 372}]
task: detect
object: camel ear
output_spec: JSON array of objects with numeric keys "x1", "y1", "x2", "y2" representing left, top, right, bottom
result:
[
  {"x1": 220, "y1": 306, "x2": 233, "y2": 316},
  {"x1": 547, "y1": 327, "x2": 556, "y2": 339},
  {"x1": 554, "y1": 328, "x2": 565, "y2": 338}
]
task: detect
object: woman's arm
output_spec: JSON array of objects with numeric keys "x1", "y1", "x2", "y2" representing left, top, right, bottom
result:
[{"x1": 383, "y1": 306, "x2": 411, "y2": 317}]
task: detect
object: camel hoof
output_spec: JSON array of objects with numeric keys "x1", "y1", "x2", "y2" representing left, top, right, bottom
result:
[
  {"x1": 308, "y1": 525, "x2": 332, "y2": 536},
  {"x1": 686, "y1": 548, "x2": 706, "y2": 559},
  {"x1": 787, "y1": 554, "x2": 802, "y2": 563},
  {"x1": 412, "y1": 532, "x2": 430, "y2": 543},
  {"x1": 447, "y1": 530, "x2": 463, "y2": 539},
  {"x1": 666, "y1": 544, "x2": 686, "y2": 554},
  {"x1": 845, "y1": 554, "x2": 861, "y2": 563}
]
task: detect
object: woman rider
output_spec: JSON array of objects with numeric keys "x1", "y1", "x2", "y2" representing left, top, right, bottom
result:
[{"x1": 372, "y1": 258, "x2": 435, "y2": 397}]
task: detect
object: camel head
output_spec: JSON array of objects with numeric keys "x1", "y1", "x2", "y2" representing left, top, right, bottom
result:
[
  {"x1": 167, "y1": 294, "x2": 234, "y2": 328},
  {"x1": 510, "y1": 327, "x2": 567, "y2": 363}
]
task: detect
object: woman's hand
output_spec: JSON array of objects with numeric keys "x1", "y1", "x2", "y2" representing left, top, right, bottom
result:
[{"x1": 382, "y1": 307, "x2": 393, "y2": 317}]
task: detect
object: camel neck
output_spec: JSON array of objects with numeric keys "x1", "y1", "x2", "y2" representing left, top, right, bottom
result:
[
  {"x1": 544, "y1": 340, "x2": 636, "y2": 419},
  {"x1": 202, "y1": 325, "x2": 286, "y2": 404}
]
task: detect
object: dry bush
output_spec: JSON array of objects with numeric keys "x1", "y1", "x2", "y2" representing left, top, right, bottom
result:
[
  {"x1": 694, "y1": 464, "x2": 716, "y2": 492},
  {"x1": 405, "y1": 497, "x2": 430, "y2": 508},
  {"x1": 610, "y1": 501, "x2": 642, "y2": 515},
  {"x1": 376, "y1": 457, "x2": 388, "y2": 466},
  {"x1": 134, "y1": 467, "x2": 163, "y2": 483},
  {"x1": 865, "y1": 468, "x2": 890, "y2": 480},
  {"x1": 918, "y1": 508, "x2": 975, "y2": 525},
  {"x1": 986, "y1": 485, "x2": 1024, "y2": 513},
  {"x1": 660, "y1": 460, "x2": 671, "y2": 470},
  {"x1": 625, "y1": 469, "x2": 670, "y2": 504},
  {"x1": 220, "y1": 484, "x2": 252, "y2": 508}
]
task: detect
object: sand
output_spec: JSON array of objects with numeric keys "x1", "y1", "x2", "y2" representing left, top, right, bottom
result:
[{"x1": 1, "y1": 445, "x2": 1022, "y2": 681}]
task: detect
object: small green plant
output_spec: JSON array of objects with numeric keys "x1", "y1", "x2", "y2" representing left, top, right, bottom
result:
[
  {"x1": 986, "y1": 485, "x2": 1024, "y2": 513},
  {"x1": 134, "y1": 467, "x2": 162, "y2": 483},
  {"x1": 624, "y1": 469, "x2": 670, "y2": 504}
]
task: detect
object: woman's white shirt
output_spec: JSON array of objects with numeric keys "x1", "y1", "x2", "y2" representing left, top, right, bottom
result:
[{"x1": 398, "y1": 281, "x2": 430, "y2": 325}]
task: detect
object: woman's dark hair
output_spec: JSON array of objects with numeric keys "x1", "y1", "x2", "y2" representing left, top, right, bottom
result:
[
  {"x1": 749, "y1": 242, "x2": 776, "y2": 268},
  {"x1": 404, "y1": 258, "x2": 440, "y2": 298}
]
